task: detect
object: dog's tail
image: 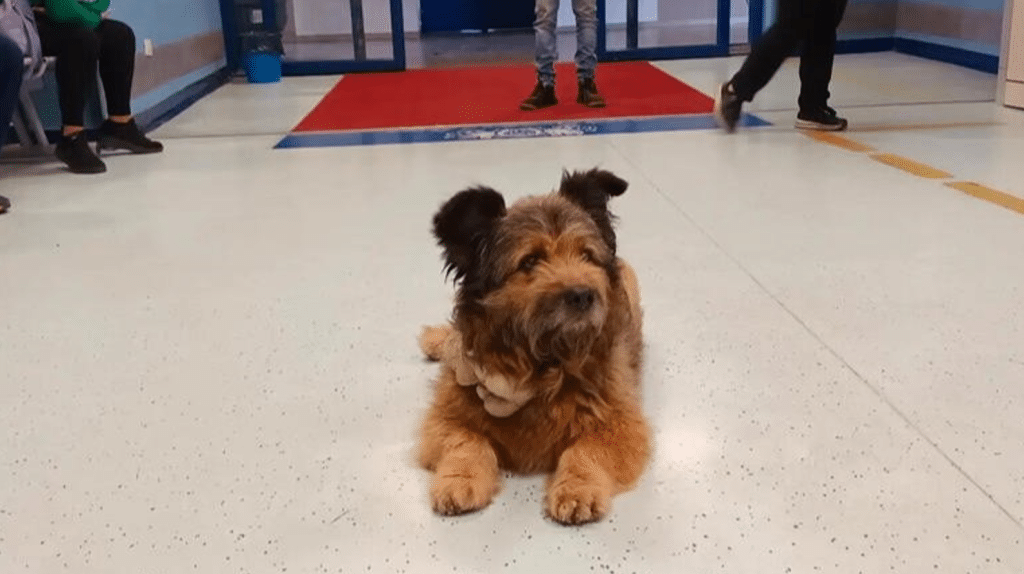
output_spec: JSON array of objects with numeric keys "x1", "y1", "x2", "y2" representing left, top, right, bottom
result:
[{"x1": 418, "y1": 324, "x2": 454, "y2": 362}]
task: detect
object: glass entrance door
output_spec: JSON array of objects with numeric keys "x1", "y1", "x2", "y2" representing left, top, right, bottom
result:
[
  {"x1": 597, "y1": 0, "x2": 764, "y2": 61},
  {"x1": 224, "y1": 0, "x2": 406, "y2": 75}
]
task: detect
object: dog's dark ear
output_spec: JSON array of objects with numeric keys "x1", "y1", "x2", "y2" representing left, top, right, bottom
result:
[
  {"x1": 559, "y1": 168, "x2": 628, "y2": 252},
  {"x1": 432, "y1": 187, "x2": 506, "y2": 282}
]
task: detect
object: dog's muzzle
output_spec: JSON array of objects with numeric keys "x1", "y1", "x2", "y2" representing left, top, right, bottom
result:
[{"x1": 562, "y1": 287, "x2": 596, "y2": 312}]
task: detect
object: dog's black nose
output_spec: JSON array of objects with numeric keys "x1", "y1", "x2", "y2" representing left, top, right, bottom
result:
[{"x1": 563, "y1": 287, "x2": 596, "y2": 311}]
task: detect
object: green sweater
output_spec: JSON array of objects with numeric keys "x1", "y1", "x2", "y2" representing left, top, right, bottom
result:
[{"x1": 32, "y1": 0, "x2": 111, "y2": 28}]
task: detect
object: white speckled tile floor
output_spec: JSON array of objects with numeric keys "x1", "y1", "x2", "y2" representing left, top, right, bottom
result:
[{"x1": 1, "y1": 53, "x2": 1023, "y2": 573}]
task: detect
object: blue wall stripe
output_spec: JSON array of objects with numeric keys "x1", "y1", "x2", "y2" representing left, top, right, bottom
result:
[
  {"x1": 137, "y1": 68, "x2": 234, "y2": 133},
  {"x1": 835, "y1": 37, "x2": 896, "y2": 54},
  {"x1": 893, "y1": 37, "x2": 1000, "y2": 73},
  {"x1": 827, "y1": 36, "x2": 997, "y2": 74}
]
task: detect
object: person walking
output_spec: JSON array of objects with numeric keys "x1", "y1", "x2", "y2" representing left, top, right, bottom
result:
[{"x1": 714, "y1": 0, "x2": 849, "y2": 132}]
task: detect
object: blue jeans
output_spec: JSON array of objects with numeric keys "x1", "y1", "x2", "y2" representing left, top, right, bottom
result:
[
  {"x1": 534, "y1": 0, "x2": 598, "y2": 86},
  {"x1": 1, "y1": 34, "x2": 24, "y2": 151}
]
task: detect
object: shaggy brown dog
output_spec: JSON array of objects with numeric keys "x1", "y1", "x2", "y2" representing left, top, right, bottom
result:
[{"x1": 417, "y1": 169, "x2": 651, "y2": 525}]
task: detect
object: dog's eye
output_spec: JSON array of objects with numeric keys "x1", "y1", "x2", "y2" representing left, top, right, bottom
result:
[
  {"x1": 518, "y1": 252, "x2": 543, "y2": 272},
  {"x1": 582, "y1": 249, "x2": 598, "y2": 263}
]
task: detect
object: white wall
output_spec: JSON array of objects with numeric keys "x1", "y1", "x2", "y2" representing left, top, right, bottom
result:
[{"x1": 1002, "y1": 0, "x2": 1024, "y2": 107}]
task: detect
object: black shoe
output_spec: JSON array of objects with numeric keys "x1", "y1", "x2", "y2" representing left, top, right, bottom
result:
[
  {"x1": 98, "y1": 118, "x2": 164, "y2": 154},
  {"x1": 577, "y1": 77, "x2": 606, "y2": 108},
  {"x1": 795, "y1": 106, "x2": 848, "y2": 131},
  {"x1": 55, "y1": 131, "x2": 107, "y2": 174},
  {"x1": 520, "y1": 82, "x2": 558, "y2": 111},
  {"x1": 713, "y1": 81, "x2": 742, "y2": 133},
  {"x1": 0, "y1": 195, "x2": 10, "y2": 215}
]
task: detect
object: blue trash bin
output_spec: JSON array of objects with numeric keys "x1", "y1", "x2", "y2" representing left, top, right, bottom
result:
[
  {"x1": 244, "y1": 50, "x2": 281, "y2": 83},
  {"x1": 241, "y1": 30, "x2": 282, "y2": 83}
]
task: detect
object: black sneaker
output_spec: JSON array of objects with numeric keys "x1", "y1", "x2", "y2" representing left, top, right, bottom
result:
[
  {"x1": 98, "y1": 118, "x2": 164, "y2": 154},
  {"x1": 55, "y1": 131, "x2": 107, "y2": 174},
  {"x1": 577, "y1": 77, "x2": 606, "y2": 108},
  {"x1": 795, "y1": 106, "x2": 848, "y2": 131},
  {"x1": 520, "y1": 82, "x2": 558, "y2": 111},
  {"x1": 713, "y1": 82, "x2": 742, "y2": 133},
  {"x1": 0, "y1": 195, "x2": 10, "y2": 215}
]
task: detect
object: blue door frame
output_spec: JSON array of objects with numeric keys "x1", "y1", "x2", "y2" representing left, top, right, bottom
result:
[
  {"x1": 420, "y1": 0, "x2": 534, "y2": 34},
  {"x1": 596, "y1": 0, "x2": 764, "y2": 62},
  {"x1": 220, "y1": 0, "x2": 407, "y2": 76},
  {"x1": 219, "y1": 0, "x2": 766, "y2": 77},
  {"x1": 284, "y1": 0, "x2": 406, "y2": 75}
]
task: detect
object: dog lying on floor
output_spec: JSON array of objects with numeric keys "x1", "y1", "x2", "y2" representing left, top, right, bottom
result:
[{"x1": 417, "y1": 168, "x2": 651, "y2": 525}]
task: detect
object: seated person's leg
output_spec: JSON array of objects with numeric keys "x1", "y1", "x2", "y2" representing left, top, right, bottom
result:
[
  {"x1": 93, "y1": 19, "x2": 162, "y2": 154},
  {"x1": 36, "y1": 14, "x2": 107, "y2": 173},
  {"x1": 1, "y1": 34, "x2": 24, "y2": 152},
  {"x1": 2, "y1": 36, "x2": 23, "y2": 209}
]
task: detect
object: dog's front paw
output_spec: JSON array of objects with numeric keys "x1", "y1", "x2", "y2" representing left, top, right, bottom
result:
[
  {"x1": 546, "y1": 479, "x2": 611, "y2": 525},
  {"x1": 418, "y1": 324, "x2": 453, "y2": 361},
  {"x1": 431, "y1": 474, "x2": 496, "y2": 516}
]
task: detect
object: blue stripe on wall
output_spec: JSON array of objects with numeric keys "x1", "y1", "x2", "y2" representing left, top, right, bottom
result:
[
  {"x1": 827, "y1": 34, "x2": 1000, "y2": 74},
  {"x1": 902, "y1": 0, "x2": 1003, "y2": 11},
  {"x1": 136, "y1": 67, "x2": 233, "y2": 132},
  {"x1": 894, "y1": 37, "x2": 999, "y2": 73},
  {"x1": 132, "y1": 62, "x2": 228, "y2": 117},
  {"x1": 835, "y1": 37, "x2": 896, "y2": 54}
]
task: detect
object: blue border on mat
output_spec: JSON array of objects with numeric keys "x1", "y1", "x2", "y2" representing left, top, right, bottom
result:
[
  {"x1": 893, "y1": 37, "x2": 999, "y2": 74},
  {"x1": 274, "y1": 113, "x2": 770, "y2": 149}
]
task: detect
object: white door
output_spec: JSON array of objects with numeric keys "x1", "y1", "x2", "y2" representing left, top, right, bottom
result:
[{"x1": 1006, "y1": 0, "x2": 1024, "y2": 107}]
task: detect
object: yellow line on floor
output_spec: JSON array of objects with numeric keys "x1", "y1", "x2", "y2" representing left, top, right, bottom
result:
[
  {"x1": 946, "y1": 182, "x2": 1024, "y2": 216},
  {"x1": 869, "y1": 153, "x2": 953, "y2": 179},
  {"x1": 802, "y1": 131, "x2": 875, "y2": 152},
  {"x1": 850, "y1": 121, "x2": 998, "y2": 133},
  {"x1": 800, "y1": 126, "x2": 1023, "y2": 218}
]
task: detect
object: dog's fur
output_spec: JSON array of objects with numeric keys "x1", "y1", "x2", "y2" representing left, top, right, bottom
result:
[{"x1": 417, "y1": 169, "x2": 651, "y2": 525}]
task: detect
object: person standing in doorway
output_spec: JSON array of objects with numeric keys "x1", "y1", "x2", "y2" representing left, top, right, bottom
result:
[
  {"x1": 714, "y1": 0, "x2": 849, "y2": 132},
  {"x1": 520, "y1": 0, "x2": 606, "y2": 111}
]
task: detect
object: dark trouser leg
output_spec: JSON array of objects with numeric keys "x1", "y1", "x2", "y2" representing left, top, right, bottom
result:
[
  {"x1": 95, "y1": 19, "x2": 136, "y2": 117},
  {"x1": 35, "y1": 15, "x2": 100, "y2": 128},
  {"x1": 0, "y1": 35, "x2": 24, "y2": 149},
  {"x1": 797, "y1": 0, "x2": 848, "y2": 111},
  {"x1": 729, "y1": 0, "x2": 808, "y2": 102}
]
